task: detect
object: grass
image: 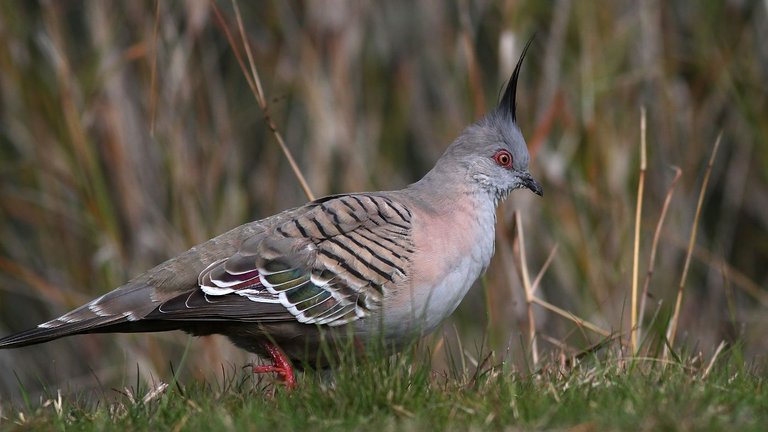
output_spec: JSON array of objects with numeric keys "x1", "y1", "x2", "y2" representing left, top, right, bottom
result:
[{"x1": 2, "y1": 347, "x2": 766, "y2": 431}]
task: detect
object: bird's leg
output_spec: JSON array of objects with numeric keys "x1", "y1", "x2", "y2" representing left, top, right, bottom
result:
[{"x1": 252, "y1": 342, "x2": 296, "y2": 389}]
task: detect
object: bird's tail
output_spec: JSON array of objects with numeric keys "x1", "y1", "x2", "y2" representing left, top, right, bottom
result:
[
  {"x1": 0, "y1": 274, "x2": 188, "y2": 349},
  {"x1": 0, "y1": 316, "x2": 189, "y2": 349},
  {"x1": 0, "y1": 316, "x2": 117, "y2": 349}
]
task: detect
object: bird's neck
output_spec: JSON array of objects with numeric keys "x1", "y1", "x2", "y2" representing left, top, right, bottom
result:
[
  {"x1": 404, "y1": 167, "x2": 500, "y2": 260},
  {"x1": 406, "y1": 164, "x2": 500, "y2": 212}
]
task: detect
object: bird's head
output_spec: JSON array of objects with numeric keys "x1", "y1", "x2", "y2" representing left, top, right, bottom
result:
[{"x1": 435, "y1": 37, "x2": 542, "y2": 202}]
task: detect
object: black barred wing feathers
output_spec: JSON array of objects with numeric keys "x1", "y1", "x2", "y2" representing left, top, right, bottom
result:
[{"x1": 184, "y1": 194, "x2": 414, "y2": 327}]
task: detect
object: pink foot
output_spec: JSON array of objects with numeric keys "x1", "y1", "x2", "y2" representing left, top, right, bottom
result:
[{"x1": 252, "y1": 342, "x2": 297, "y2": 389}]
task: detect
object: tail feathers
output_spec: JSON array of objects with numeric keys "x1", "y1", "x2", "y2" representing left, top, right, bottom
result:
[
  {"x1": 0, "y1": 316, "x2": 197, "y2": 349},
  {"x1": 0, "y1": 317, "x2": 119, "y2": 349},
  {"x1": 0, "y1": 278, "x2": 171, "y2": 349}
]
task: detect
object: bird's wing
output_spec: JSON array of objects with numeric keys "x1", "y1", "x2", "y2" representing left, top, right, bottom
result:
[
  {"x1": 0, "y1": 194, "x2": 415, "y2": 349},
  {"x1": 152, "y1": 193, "x2": 415, "y2": 327}
]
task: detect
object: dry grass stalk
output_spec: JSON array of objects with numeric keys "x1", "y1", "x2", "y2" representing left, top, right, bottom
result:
[
  {"x1": 514, "y1": 210, "x2": 611, "y2": 358},
  {"x1": 530, "y1": 243, "x2": 559, "y2": 295},
  {"x1": 231, "y1": 0, "x2": 314, "y2": 200},
  {"x1": 530, "y1": 297, "x2": 612, "y2": 338},
  {"x1": 142, "y1": 382, "x2": 169, "y2": 404},
  {"x1": 630, "y1": 107, "x2": 647, "y2": 353},
  {"x1": 684, "y1": 242, "x2": 768, "y2": 307},
  {"x1": 665, "y1": 133, "x2": 723, "y2": 358},
  {"x1": 454, "y1": 324, "x2": 468, "y2": 377},
  {"x1": 457, "y1": 0, "x2": 485, "y2": 117},
  {"x1": 432, "y1": 335, "x2": 446, "y2": 362},
  {"x1": 0, "y1": 257, "x2": 78, "y2": 306},
  {"x1": 514, "y1": 211, "x2": 539, "y2": 365},
  {"x1": 538, "y1": 333, "x2": 578, "y2": 354},
  {"x1": 702, "y1": 340, "x2": 727, "y2": 380},
  {"x1": 664, "y1": 233, "x2": 768, "y2": 307},
  {"x1": 212, "y1": 0, "x2": 315, "y2": 200},
  {"x1": 148, "y1": 0, "x2": 161, "y2": 136},
  {"x1": 637, "y1": 166, "x2": 682, "y2": 347}
]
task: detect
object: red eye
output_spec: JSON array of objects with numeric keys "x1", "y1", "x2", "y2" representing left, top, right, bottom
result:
[{"x1": 493, "y1": 150, "x2": 513, "y2": 168}]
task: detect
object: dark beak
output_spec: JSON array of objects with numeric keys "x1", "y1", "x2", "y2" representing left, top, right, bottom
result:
[{"x1": 521, "y1": 172, "x2": 543, "y2": 196}]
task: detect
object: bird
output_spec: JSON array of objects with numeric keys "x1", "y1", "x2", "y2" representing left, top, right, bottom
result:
[{"x1": 0, "y1": 40, "x2": 541, "y2": 389}]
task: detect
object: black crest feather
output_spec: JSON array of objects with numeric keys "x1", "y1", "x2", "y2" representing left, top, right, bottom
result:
[{"x1": 499, "y1": 35, "x2": 535, "y2": 123}]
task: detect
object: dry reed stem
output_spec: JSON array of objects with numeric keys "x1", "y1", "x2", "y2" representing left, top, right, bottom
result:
[
  {"x1": 458, "y1": 0, "x2": 485, "y2": 117},
  {"x1": 432, "y1": 335, "x2": 446, "y2": 362},
  {"x1": 212, "y1": 0, "x2": 315, "y2": 201},
  {"x1": 665, "y1": 133, "x2": 722, "y2": 358},
  {"x1": 514, "y1": 211, "x2": 611, "y2": 358},
  {"x1": 148, "y1": 0, "x2": 160, "y2": 136},
  {"x1": 702, "y1": 340, "x2": 727, "y2": 380},
  {"x1": 630, "y1": 107, "x2": 647, "y2": 353},
  {"x1": 683, "y1": 241, "x2": 768, "y2": 306},
  {"x1": 530, "y1": 297, "x2": 612, "y2": 338},
  {"x1": 514, "y1": 211, "x2": 539, "y2": 365},
  {"x1": 538, "y1": 333, "x2": 579, "y2": 355},
  {"x1": 231, "y1": 0, "x2": 314, "y2": 200},
  {"x1": 637, "y1": 165, "x2": 683, "y2": 346},
  {"x1": 0, "y1": 257, "x2": 83, "y2": 306},
  {"x1": 209, "y1": 2, "x2": 256, "y2": 98},
  {"x1": 530, "y1": 243, "x2": 559, "y2": 295},
  {"x1": 454, "y1": 323, "x2": 468, "y2": 377},
  {"x1": 618, "y1": 356, "x2": 696, "y2": 370}
]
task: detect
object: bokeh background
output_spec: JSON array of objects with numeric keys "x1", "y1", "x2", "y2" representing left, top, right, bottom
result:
[{"x1": 1, "y1": 0, "x2": 766, "y2": 401}]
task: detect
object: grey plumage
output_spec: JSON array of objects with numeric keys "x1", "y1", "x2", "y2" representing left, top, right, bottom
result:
[{"x1": 0, "y1": 41, "x2": 542, "y2": 370}]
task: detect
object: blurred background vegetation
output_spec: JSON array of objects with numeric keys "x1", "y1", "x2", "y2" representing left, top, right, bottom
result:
[{"x1": 0, "y1": 0, "x2": 766, "y2": 401}]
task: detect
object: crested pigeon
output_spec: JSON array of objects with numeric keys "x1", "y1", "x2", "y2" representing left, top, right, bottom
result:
[{"x1": 0, "y1": 41, "x2": 541, "y2": 388}]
